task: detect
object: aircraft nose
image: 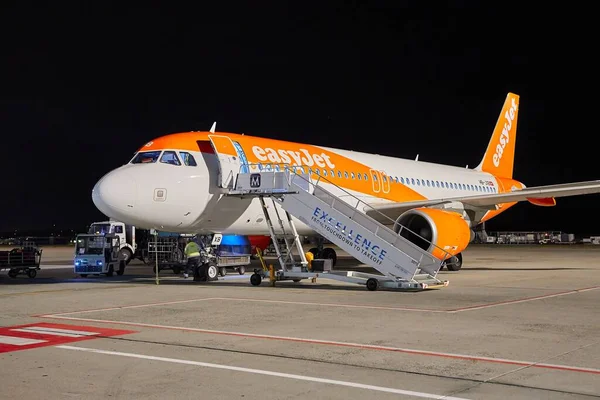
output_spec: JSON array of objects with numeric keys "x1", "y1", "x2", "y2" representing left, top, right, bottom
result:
[{"x1": 92, "y1": 169, "x2": 137, "y2": 219}]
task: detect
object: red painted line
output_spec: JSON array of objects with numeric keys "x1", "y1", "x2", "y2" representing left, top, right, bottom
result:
[
  {"x1": 39, "y1": 314, "x2": 600, "y2": 375},
  {"x1": 0, "y1": 322, "x2": 135, "y2": 353},
  {"x1": 448, "y1": 285, "x2": 600, "y2": 312}
]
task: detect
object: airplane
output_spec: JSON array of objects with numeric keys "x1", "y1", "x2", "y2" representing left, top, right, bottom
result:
[{"x1": 91, "y1": 92, "x2": 600, "y2": 274}]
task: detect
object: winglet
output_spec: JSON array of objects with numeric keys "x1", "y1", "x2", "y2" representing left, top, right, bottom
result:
[
  {"x1": 474, "y1": 93, "x2": 519, "y2": 179},
  {"x1": 209, "y1": 121, "x2": 217, "y2": 133}
]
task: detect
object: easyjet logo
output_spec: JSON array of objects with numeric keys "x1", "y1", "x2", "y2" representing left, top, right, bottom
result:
[
  {"x1": 252, "y1": 146, "x2": 336, "y2": 169},
  {"x1": 493, "y1": 97, "x2": 518, "y2": 167}
]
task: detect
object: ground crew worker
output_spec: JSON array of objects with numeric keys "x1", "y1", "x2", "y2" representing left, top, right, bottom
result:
[{"x1": 183, "y1": 239, "x2": 201, "y2": 279}]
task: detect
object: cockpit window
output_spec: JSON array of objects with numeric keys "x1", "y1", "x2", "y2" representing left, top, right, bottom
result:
[
  {"x1": 179, "y1": 151, "x2": 197, "y2": 166},
  {"x1": 130, "y1": 151, "x2": 162, "y2": 164},
  {"x1": 160, "y1": 150, "x2": 181, "y2": 166}
]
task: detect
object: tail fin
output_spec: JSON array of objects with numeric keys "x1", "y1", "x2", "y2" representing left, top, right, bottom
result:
[{"x1": 474, "y1": 92, "x2": 519, "y2": 179}]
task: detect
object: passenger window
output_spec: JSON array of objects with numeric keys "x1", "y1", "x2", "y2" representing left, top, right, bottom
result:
[
  {"x1": 411, "y1": 178, "x2": 415, "y2": 185},
  {"x1": 131, "y1": 151, "x2": 162, "y2": 164},
  {"x1": 364, "y1": 173, "x2": 369, "y2": 181},
  {"x1": 337, "y1": 171, "x2": 342, "y2": 178},
  {"x1": 357, "y1": 173, "x2": 361, "y2": 180},
  {"x1": 400, "y1": 177, "x2": 405, "y2": 184},
  {"x1": 160, "y1": 151, "x2": 181, "y2": 166},
  {"x1": 351, "y1": 172, "x2": 355, "y2": 179},
  {"x1": 344, "y1": 171, "x2": 349, "y2": 178},
  {"x1": 331, "y1": 169, "x2": 335, "y2": 177},
  {"x1": 179, "y1": 152, "x2": 198, "y2": 166},
  {"x1": 323, "y1": 169, "x2": 327, "y2": 176},
  {"x1": 383, "y1": 175, "x2": 387, "y2": 182}
]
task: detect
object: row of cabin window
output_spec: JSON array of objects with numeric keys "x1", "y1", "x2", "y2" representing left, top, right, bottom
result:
[
  {"x1": 130, "y1": 150, "x2": 198, "y2": 166},
  {"x1": 267, "y1": 165, "x2": 497, "y2": 193}
]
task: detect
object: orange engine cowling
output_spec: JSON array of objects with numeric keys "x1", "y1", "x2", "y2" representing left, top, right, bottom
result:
[{"x1": 393, "y1": 208, "x2": 471, "y2": 260}]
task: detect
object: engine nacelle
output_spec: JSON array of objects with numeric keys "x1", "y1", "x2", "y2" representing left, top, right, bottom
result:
[{"x1": 394, "y1": 208, "x2": 471, "y2": 260}]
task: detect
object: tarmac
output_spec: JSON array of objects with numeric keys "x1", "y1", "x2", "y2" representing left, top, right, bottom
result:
[{"x1": 1, "y1": 244, "x2": 599, "y2": 399}]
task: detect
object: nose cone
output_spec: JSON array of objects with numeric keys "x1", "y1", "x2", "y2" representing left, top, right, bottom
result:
[{"x1": 92, "y1": 169, "x2": 137, "y2": 220}]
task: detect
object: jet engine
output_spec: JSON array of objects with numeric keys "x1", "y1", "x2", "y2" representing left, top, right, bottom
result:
[{"x1": 393, "y1": 207, "x2": 471, "y2": 261}]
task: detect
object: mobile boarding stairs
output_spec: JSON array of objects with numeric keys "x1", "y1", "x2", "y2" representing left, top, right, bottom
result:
[{"x1": 227, "y1": 165, "x2": 450, "y2": 291}]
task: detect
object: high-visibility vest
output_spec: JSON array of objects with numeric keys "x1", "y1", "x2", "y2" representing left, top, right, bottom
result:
[{"x1": 185, "y1": 241, "x2": 201, "y2": 258}]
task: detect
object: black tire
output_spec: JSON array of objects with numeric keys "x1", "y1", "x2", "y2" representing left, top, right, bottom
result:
[
  {"x1": 118, "y1": 248, "x2": 133, "y2": 265},
  {"x1": 320, "y1": 247, "x2": 337, "y2": 267},
  {"x1": 116, "y1": 261, "x2": 126, "y2": 276},
  {"x1": 26, "y1": 269, "x2": 37, "y2": 278},
  {"x1": 250, "y1": 273, "x2": 262, "y2": 286},
  {"x1": 237, "y1": 265, "x2": 246, "y2": 275},
  {"x1": 219, "y1": 267, "x2": 227, "y2": 277},
  {"x1": 366, "y1": 278, "x2": 379, "y2": 291},
  {"x1": 106, "y1": 265, "x2": 114, "y2": 277},
  {"x1": 80, "y1": 274, "x2": 88, "y2": 278},
  {"x1": 8, "y1": 269, "x2": 18, "y2": 278},
  {"x1": 308, "y1": 247, "x2": 320, "y2": 258},
  {"x1": 445, "y1": 253, "x2": 463, "y2": 271},
  {"x1": 292, "y1": 279, "x2": 301, "y2": 283},
  {"x1": 207, "y1": 264, "x2": 219, "y2": 280}
]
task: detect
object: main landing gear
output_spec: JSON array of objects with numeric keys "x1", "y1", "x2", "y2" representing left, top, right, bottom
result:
[{"x1": 441, "y1": 253, "x2": 463, "y2": 271}]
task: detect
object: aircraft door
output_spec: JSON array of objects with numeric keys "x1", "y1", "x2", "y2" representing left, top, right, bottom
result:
[
  {"x1": 370, "y1": 169, "x2": 381, "y2": 193},
  {"x1": 380, "y1": 170, "x2": 391, "y2": 194},
  {"x1": 208, "y1": 135, "x2": 249, "y2": 189}
]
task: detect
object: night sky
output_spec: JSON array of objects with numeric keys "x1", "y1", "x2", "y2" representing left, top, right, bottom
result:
[{"x1": 2, "y1": 2, "x2": 598, "y2": 236}]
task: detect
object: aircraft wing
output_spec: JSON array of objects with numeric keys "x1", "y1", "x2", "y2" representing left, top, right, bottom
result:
[{"x1": 364, "y1": 180, "x2": 600, "y2": 223}]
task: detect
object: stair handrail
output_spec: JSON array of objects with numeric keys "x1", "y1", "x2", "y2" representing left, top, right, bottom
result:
[{"x1": 237, "y1": 162, "x2": 453, "y2": 268}]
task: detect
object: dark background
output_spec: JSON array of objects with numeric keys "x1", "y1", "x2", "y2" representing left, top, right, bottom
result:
[{"x1": 2, "y1": 1, "x2": 598, "y2": 237}]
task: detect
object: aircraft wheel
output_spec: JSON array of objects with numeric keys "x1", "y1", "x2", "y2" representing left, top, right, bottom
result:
[
  {"x1": 26, "y1": 269, "x2": 37, "y2": 278},
  {"x1": 320, "y1": 247, "x2": 337, "y2": 267},
  {"x1": 250, "y1": 273, "x2": 262, "y2": 286},
  {"x1": 445, "y1": 253, "x2": 463, "y2": 271},
  {"x1": 366, "y1": 278, "x2": 379, "y2": 291}
]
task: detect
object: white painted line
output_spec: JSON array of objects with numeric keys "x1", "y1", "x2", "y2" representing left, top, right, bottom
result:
[
  {"x1": 210, "y1": 297, "x2": 446, "y2": 313},
  {"x1": 11, "y1": 327, "x2": 99, "y2": 337},
  {"x1": 44, "y1": 297, "x2": 220, "y2": 316},
  {"x1": 44, "y1": 297, "x2": 444, "y2": 316},
  {"x1": 449, "y1": 286, "x2": 600, "y2": 312},
  {"x1": 0, "y1": 335, "x2": 47, "y2": 346},
  {"x1": 43, "y1": 314, "x2": 600, "y2": 375},
  {"x1": 58, "y1": 345, "x2": 471, "y2": 399}
]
